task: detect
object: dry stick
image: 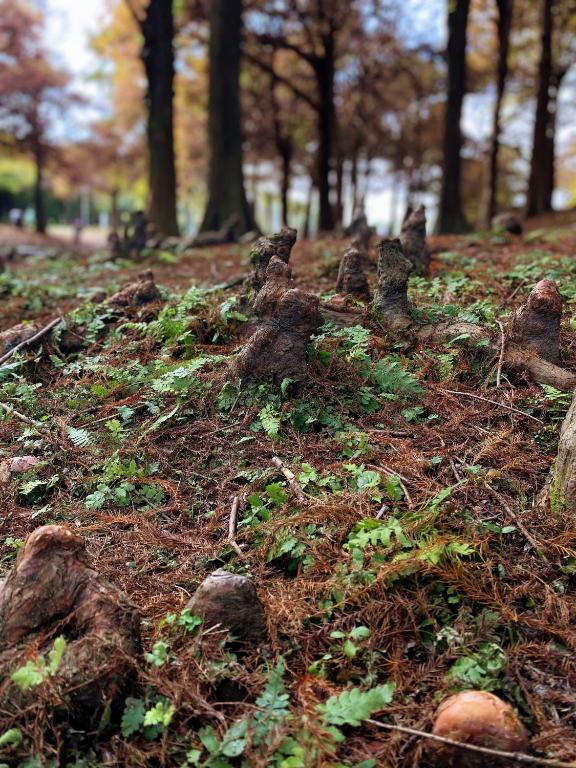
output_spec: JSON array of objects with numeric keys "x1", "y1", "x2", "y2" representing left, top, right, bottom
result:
[
  {"x1": 441, "y1": 389, "x2": 544, "y2": 424},
  {"x1": 365, "y1": 719, "x2": 575, "y2": 768},
  {"x1": 496, "y1": 319, "x2": 506, "y2": 388},
  {"x1": 484, "y1": 482, "x2": 550, "y2": 564},
  {"x1": 227, "y1": 496, "x2": 243, "y2": 557},
  {"x1": 0, "y1": 402, "x2": 44, "y2": 430},
  {"x1": 271, "y1": 456, "x2": 307, "y2": 502},
  {"x1": 0, "y1": 317, "x2": 62, "y2": 366}
]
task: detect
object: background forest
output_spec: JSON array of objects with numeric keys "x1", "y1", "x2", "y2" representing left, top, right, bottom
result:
[{"x1": 0, "y1": 0, "x2": 576, "y2": 240}]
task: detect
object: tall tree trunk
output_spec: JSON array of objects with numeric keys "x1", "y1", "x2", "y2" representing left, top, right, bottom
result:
[
  {"x1": 315, "y1": 34, "x2": 336, "y2": 232},
  {"x1": 350, "y1": 148, "x2": 359, "y2": 215},
  {"x1": 526, "y1": 0, "x2": 555, "y2": 217},
  {"x1": 334, "y1": 153, "x2": 344, "y2": 228},
  {"x1": 481, "y1": 0, "x2": 513, "y2": 228},
  {"x1": 140, "y1": 0, "x2": 179, "y2": 236},
  {"x1": 270, "y1": 76, "x2": 293, "y2": 227},
  {"x1": 438, "y1": 0, "x2": 471, "y2": 234},
  {"x1": 200, "y1": 0, "x2": 256, "y2": 235},
  {"x1": 33, "y1": 141, "x2": 46, "y2": 235}
]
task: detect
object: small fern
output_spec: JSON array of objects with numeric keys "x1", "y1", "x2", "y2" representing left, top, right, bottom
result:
[
  {"x1": 371, "y1": 359, "x2": 422, "y2": 399},
  {"x1": 259, "y1": 404, "x2": 281, "y2": 440},
  {"x1": 67, "y1": 426, "x2": 95, "y2": 448},
  {"x1": 317, "y1": 683, "x2": 395, "y2": 727}
]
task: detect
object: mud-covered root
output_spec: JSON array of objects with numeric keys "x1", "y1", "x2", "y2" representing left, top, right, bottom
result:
[
  {"x1": 234, "y1": 255, "x2": 322, "y2": 385},
  {"x1": 0, "y1": 525, "x2": 140, "y2": 727},
  {"x1": 400, "y1": 204, "x2": 429, "y2": 276},
  {"x1": 107, "y1": 269, "x2": 162, "y2": 309},
  {"x1": 0, "y1": 323, "x2": 39, "y2": 355},
  {"x1": 249, "y1": 226, "x2": 297, "y2": 294},
  {"x1": 372, "y1": 238, "x2": 413, "y2": 331},
  {"x1": 507, "y1": 279, "x2": 562, "y2": 363},
  {"x1": 334, "y1": 246, "x2": 370, "y2": 302},
  {"x1": 186, "y1": 569, "x2": 268, "y2": 645}
]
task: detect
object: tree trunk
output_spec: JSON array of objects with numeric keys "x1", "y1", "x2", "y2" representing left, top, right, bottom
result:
[
  {"x1": 270, "y1": 76, "x2": 293, "y2": 227},
  {"x1": 33, "y1": 141, "x2": 46, "y2": 235},
  {"x1": 140, "y1": 0, "x2": 179, "y2": 236},
  {"x1": 350, "y1": 148, "x2": 359, "y2": 215},
  {"x1": 526, "y1": 0, "x2": 555, "y2": 217},
  {"x1": 315, "y1": 35, "x2": 336, "y2": 232},
  {"x1": 110, "y1": 188, "x2": 120, "y2": 231},
  {"x1": 335, "y1": 153, "x2": 344, "y2": 228},
  {"x1": 481, "y1": 0, "x2": 513, "y2": 228},
  {"x1": 200, "y1": 0, "x2": 256, "y2": 235},
  {"x1": 437, "y1": 0, "x2": 471, "y2": 234}
]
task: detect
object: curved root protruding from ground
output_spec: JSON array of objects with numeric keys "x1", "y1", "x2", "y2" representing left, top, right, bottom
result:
[
  {"x1": 249, "y1": 227, "x2": 297, "y2": 294},
  {"x1": 507, "y1": 278, "x2": 562, "y2": 364},
  {"x1": 400, "y1": 204, "x2": 429, "y2": 276},
  {"x1": 335, "y1": 246, "x2": 370, "y2": 302},
  {"x1": 234, "y1": 255, "x2": 322, "y2": 385},
  {"x1": 0, "y1": 525, "x2": 140, "y2": 728}
]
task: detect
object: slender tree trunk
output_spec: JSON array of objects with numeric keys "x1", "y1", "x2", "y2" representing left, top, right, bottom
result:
[
  {"x1": 526, "y1": 0, "x2": 555, "y2": 217},
  {"x1": 33, "y1": 142, "x2": 46, "y2": 235},
  {"x1": 481, "y1": 0, "x2": 513, "y2": 228},
  {"x1": 438, "y1": 0, "x2": 471, "y2": 234},
  {"x1": 200, "y1": 0, "x2": 256, "y2": 235},
  {"x1": 303, "y1": 183, "x2": 314, "y2": 239},
  {"x1": 270, "y1": 76, "x2": 293, "y2": 227},
  {"x1": 315, "y1": 34, "x2": 336, "y2": 232},
  {"x1": 110, "y1": 189, "x2": 120, "y2": 231},
  {"x1": 335, "y1": 153, "x2": 344, "y2": 228},
  {"x1": 350, "y1": 148, "x2": 359, "y2": 215},
  {"x1": 140, "y1": 0, "x2": 179, "y2": 236}
]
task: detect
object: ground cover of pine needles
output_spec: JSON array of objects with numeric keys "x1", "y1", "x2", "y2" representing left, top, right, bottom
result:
[{"x1": 1, "y1": 220, "x2": 575, "y2": 767}]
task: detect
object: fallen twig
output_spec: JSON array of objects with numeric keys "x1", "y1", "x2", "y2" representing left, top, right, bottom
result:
[
  {"x1": 0, "y1": 402, "x2": 45, "y2": 430},
  {"x1": 365, "y1": 718, "x2": 574, "y2": 767},
  {"x1": 441, "y1": 389, "x2": 544, "y2": 424},
  {"x1": 496, "y1": 319, "x2": 506, "y2": 388},
  {"x1": 0, "y1": 317, "x2": 62, "y2": 366},
  {"x1": 272, "y1": 456, "x2": 307, "y2": 502},
  {"x1": 227, "y1": 496, "x2": 243, "y2": 556},
  {"x1": 484, "y1": 482, "x2": 550, "y2": 564}
]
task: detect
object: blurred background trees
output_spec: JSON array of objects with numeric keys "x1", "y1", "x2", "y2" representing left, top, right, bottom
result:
[{"x1": 0, "y1": 0, "x2": 575, "y2": 236}]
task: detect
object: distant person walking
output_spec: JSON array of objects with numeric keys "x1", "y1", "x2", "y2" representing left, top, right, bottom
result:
[{"x1": 9, "y1": 208, "x2": 23, "y2": 228}]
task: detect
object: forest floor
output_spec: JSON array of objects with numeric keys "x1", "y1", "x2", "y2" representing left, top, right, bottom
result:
[{"x1": 0, "y1": 212, "x2": 576, "y2": 767}]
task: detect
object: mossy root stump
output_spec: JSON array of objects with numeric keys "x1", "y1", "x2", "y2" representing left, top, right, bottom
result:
[
  {"x1": 249, "y1": 226, "x2": 297, "y2": 294},
  {"x1": 234, "y1": 255, "x2": 322, "y2": 385},
  {"x1": 372, "y1": 238, "x2": 414, "y2": 331},
  {"x1": 507, "y1": 278, "x2": 562, "y2": 363},
  {"x1": 0, "y1": 525, "x2": 140, "y2": 728},
  {"x1": 369, "y1": 254, "x2": 576, "y2": 391},
  {"x1": 186, "y1": 569, "x2": 268, "y2": 645},
  {"x1": 106, "y1": 269, "x2": 162, "y2": 309},
  {"x1": 400, "y1": 204, "x2": 429, "y2": 276},
  {"x1": 335, "y1": 245, "x2": 371, "y2": 302}
]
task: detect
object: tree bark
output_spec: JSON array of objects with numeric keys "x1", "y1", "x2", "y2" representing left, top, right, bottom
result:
[
  {"x1": 526, "y1": 0, "x2": 555, "y2": 217},
  {"x1": 270, "y1": 76, "x2": 293, "y2": 227},
  {"x1": 200, "y1": 0, "x2": 256, "y2": 235},
  {"x1": 315, "y1": 35, "x2": 336, "y2": 232},
  {"x1": 437, "y1": 0, "x2": 471, "y2": 234},
  {"x1": 481, "y1": 0, "x2": 513, "y2": 229},
  {"x1": 140, "y1": 0, "x2": 179, "y2": 236},
  {"x1": 32, "y1": 140, "x2": 46, "y2": 235},
  {"x1": 549, "y1": 392, "x2": 576, "y2": 512}
]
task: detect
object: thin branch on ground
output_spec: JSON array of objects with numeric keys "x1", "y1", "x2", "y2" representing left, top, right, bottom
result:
[
  {"x1": 0, "y1": 402, "x2": 45, "y2": 430},
  {"x1": 496, "y1": 319, "x2": 506, "y2": 388},
  {"x1": 365, "y1": 719, "x2": 575, "y2": 768},
  {"x1": 441, "y1": 389, "x2": 544, "y2": 424},
  {"x1": 272, "y1": 456, "x2": 307, "y2": 501}
]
